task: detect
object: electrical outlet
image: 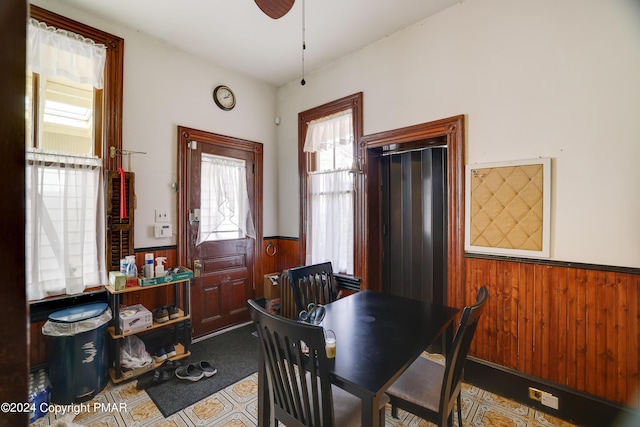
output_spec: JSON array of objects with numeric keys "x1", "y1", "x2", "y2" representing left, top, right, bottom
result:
[
  {"x1": 529, "y1": 387, "x2": 559, "y2": 410},
  {"x1": 155, "y1": 209, "x2": 169, "y2": 222},
  {"x1": 541, "y1": 392, "x2": 559, "y2": 410},
  {"x1": 528, "y1": 387, "x2": 542, "y2": 402}
]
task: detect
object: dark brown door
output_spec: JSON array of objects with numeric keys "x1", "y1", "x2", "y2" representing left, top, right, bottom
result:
[{"x1": 178, "y1": 127, "x2": 263, "y2": 340}]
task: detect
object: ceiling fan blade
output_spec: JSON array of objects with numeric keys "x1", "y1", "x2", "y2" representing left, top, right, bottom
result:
[{"x1": 254, "y1": 0, "x2": 295, "y2": 19}]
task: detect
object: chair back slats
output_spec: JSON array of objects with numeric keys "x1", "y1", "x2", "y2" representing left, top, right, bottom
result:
[
  {"x1": 439, "y1": 286, "x2": 489, "y2": 426},
  {"x1": 248, "y1": 299, "x2": 336, "y2": 427},
  {"x1": 288, "y1": 262, "x2": 337, "y2": 315}
]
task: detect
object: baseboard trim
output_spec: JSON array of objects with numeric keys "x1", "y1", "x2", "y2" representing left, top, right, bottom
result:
[{"x1": 465, "y1": 357, "x2": 639, "y2": 427}]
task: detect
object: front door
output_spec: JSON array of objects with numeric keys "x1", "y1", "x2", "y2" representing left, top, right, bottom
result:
[{"x1": 178, "y1": 126, "x2": 263, "y2": 339}]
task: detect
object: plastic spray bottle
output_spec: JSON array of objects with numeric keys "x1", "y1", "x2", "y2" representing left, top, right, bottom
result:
[
  {"x1": 125, "y1": 255, "x2": 138, "y2": 287},
  {"x1": 155, "y1": 257, "x2": 167, "y2": 278}
]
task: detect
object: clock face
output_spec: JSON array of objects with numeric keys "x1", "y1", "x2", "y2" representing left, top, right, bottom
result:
[{"x1": 214, "y1": 85, "x2": 235, "y2": 110}]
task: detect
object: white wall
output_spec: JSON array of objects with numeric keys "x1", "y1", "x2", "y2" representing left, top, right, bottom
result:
[
  {"x1": 119, "y1": 27, "x2": 278, "y2": 248},
  {"x1": 31, "y1": 0, "x2": 280, "y2": 248},
  {"x1": 31, "y1": 0, "x2": 640, "y2": 268},
  {"x1": 276, "y1": 0, "x2": 640, "y2": 268}
]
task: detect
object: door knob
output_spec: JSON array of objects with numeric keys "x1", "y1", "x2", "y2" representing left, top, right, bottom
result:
[{"x1": 193, "y1": 259, "x2": 202, "y2": 277}]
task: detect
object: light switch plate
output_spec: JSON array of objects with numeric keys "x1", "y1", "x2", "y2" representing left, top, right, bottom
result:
[{"x1": 155, "y1": 209, "x2": 169, "y2": 222}]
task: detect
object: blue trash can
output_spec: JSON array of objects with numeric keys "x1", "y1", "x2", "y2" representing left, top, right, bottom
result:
[{"x1": 42, "y1": 302, "x2": 111, "y2": 404}]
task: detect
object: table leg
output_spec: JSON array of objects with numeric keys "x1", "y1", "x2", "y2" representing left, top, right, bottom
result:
[{"x1": 363, "y1": 394, "x2": 379, "y2": 427}]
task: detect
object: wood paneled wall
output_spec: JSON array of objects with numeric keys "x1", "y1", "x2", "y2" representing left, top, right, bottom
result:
[
  {"x1": 262, "y1": 237, "x2": 301, "y2": 276},
  {"x1": 464, "y1": 256, "x2": 640, "y2": 408}
]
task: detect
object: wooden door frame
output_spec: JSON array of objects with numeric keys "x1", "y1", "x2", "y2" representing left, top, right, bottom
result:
[
  {"x1": 2, "y1": 1, "x2": 28, "y2": 424},
  {"x1": 360, "y1": 115, "x2": 465, "y2": 306},
  {"x1": 177, "y1": 126, "x2": 264, "y2": 296}
]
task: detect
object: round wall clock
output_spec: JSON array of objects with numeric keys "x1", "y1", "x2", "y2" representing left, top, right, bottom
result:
[{"x1": 213, "y1": 85, "x2": 236, "y2": 110}]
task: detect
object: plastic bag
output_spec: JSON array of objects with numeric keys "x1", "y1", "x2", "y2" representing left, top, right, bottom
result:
[
  {"x1": 120, "y1": 335, "x2": 153, "y2": 369},
  {"x1": 42, "y1": 307, "x2": 112, "y2": 336}
]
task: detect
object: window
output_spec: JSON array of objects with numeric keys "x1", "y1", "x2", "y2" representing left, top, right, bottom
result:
[
  {"x1": 304, "y1": 110, "x2": 355, "y2": 274},
  {"x1": 27, "y1": 6, "x2": 124, "y2": 300},
  {"x1": 298, "y1": 93, "x2": 363, "y2": 276},
  {"x1": 26, "y1": 72, "x2": 96, "y2": 154}
]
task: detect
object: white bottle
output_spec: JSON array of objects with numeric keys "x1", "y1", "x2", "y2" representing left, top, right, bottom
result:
[
  {"x1": 155, "y1": 257, "x2": 167, "y2": 278},
  {"x1": 144, "y1": 253, "x2": 154, "y2": 278}
]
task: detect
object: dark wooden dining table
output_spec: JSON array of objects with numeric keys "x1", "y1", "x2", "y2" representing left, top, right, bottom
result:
[{"x1": 257, "y1": 290, "x2": 459, "y2": 427}]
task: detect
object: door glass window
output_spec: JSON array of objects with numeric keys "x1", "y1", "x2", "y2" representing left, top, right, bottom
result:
[{"x1": 198, "y1": 153, "x2": 256, "y2": 244}]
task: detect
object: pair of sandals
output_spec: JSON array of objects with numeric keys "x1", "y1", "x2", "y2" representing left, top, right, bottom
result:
[{"x1": 175, "y1": 360, "x2": 217, "y2": 382}]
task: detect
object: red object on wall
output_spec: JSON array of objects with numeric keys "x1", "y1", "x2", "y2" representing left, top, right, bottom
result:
[{"x1": 118, "y1": 168, "x2": 126, "y2": 219}]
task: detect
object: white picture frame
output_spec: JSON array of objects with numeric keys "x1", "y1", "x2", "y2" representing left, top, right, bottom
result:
[{"x1": 465, "y1": 157, "x2": 551, "y2": 258}]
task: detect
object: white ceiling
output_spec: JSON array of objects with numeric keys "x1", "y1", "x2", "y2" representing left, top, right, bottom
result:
[{"x1": 56, "y1": 0, "x2": 461, "y2": 87}]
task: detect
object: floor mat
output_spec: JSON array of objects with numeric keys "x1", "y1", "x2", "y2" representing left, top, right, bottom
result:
[{"x1": 145, "y1": 323, "x2": 259, "y2": 417}]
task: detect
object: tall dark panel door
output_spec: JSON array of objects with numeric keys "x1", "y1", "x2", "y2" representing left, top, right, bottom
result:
[{"x1": 382, "y1": 147, "x2": 448, "y2": 305}]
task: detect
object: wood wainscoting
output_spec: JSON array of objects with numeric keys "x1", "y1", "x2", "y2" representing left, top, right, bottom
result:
[
  {"x1": 262, "y1": 237, "x2": 301, "y2": 279},
  {"x1": 464, "y1": 255, "x2": 640, "y2": 410}
]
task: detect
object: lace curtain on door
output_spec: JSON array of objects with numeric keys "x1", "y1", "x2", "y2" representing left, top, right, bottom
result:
[{"x1": 197, "y1": 154, "x2": 256, "y2": 245}]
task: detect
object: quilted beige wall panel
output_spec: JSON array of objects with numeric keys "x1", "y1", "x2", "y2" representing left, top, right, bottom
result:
[{"x1": 470, "y1": 164, "x2": 544, "y2": 251}]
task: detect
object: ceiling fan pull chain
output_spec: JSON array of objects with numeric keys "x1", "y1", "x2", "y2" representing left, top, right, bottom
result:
[{"x1": 301, "y1": 0, "x2": 306, "y2": 85}]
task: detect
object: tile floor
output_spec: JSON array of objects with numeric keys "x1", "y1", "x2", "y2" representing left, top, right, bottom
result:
[{"x1": 30, "y1": 370, "x2": 579, "y2": 427}]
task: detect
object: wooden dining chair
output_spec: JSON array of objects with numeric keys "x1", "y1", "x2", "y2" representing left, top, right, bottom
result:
[
  {"x1": 386, "y1": 286, "x2": 489, "y2": 427},
  {"x1": 248, "y1": 299, "x2": 387, "y2": 426},
  {"x1": 287, "y1": 262, "x2": 338, "y2": 316}
]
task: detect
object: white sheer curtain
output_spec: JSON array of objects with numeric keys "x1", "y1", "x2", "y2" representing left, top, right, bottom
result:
[
  {"x1": 198, "y1": 154, "x2": 256, "y2": 245},
  {"x1": 28, "y1": 18, "x2": 107, "y2": 89},
  {"x1": 26, "y1": 151, "x2": 105, "y2": 300},
  {"x1": 26, "y1": 19, "x2": 106, "y2": 300},
  {"x1": 304, "y1": 109, "x2": 355, "y2": 274},
  {"x1": 303, "y1": 110, "x2": 353, "y2": 153},
  {"x1": 306, "y1": 170, "x2": 354, "y2": 274}
]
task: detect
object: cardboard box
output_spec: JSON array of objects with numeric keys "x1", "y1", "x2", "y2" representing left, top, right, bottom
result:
[
  {"x1": 119, "y1": 304, "x2": 152, "y2": 334},
  {"x1": 263, "y1": 273, "x2": 280, "y2": 300},
  {"x1": 138, "y1": 268, "x2": 193, "y2": 287},
  {"x1": 120, "y1": 362, "x2": 154, "y2": 380},
  {"x1": 109, "y1": 271, "x2": 126, "y2": 290}
]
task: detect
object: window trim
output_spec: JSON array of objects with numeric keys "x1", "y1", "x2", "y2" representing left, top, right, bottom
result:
[{"x1": 298, "y1": 93, "x2": 364, "y2": 279}]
